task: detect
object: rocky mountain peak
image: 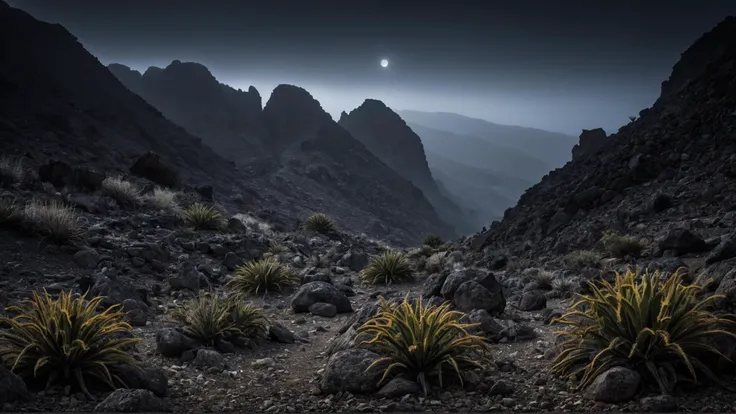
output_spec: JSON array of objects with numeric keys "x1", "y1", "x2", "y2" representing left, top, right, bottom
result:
[
  {"x1": 658, "y1": 16, "x2": 736, "y2": 102},
  {"x1": 262, "y1": 84, "x2": 333, "y2": 151}
]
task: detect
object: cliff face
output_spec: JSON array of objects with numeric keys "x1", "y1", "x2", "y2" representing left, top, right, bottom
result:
[
  {"x1": 469, "y1": 16, "x2": 736, "y2": 259},
  {"x1": 340, "y1": 100, "x2": 475, "y2": 234},
  {"x1": 571, "y1": 128, "x2": 608, "y2": 161},
  {"x1": 108, "y1": 61, "x2": 267, "y2": 164}
]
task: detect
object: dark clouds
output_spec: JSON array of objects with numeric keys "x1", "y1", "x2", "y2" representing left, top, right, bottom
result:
[{"x1": 7, "y1": 0, "x2": 736, "y2": 134}]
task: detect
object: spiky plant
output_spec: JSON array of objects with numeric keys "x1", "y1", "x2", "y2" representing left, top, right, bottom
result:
[
  {"x1": 562, "y1": 250, "x2": 601, "y2": 270},
  {"x1": 360, "y1": 251, "x2": 414, "y2": 285},
  {"x1": 23, "y1": 200, "x2": 85, "y2": 244},
  {"x1": 101, "y1": 176, "x2": 142, "y2": 206},
  {"x1": 228, "y1": 258, "x2": 300, "y2": 296},
  {"x1": 0, "y1": 156, "x2": 24, "y2": 186},
  {"x1": 551, "y1": 277, "x2": 578, "y2": 297},
  {"x1": 425, "y1": 251, "x2": 450, "y2": 274},
  {"x1": 0, "y1": 197, "x2": 21, "y2": 226},
  {"x1": 601, "y1": 231, "x2": 644, "y2": 259},
  {"x1": 0, "y1": 290, "x2": 140, "y2": 397},
  {"x1": 172, "y1": 293, "x2": 268, "y2": 345},
  {"x1": 181, "y1": 203, "x2": 222, "y2": 230},
  {"x1": 146, "y1": 186, "x2": 181, "y2": 213},
  {"x1": 303, "y1": 213, "x2": 335, "y2": 234},
  {"x1": 357, "y1": 296, "x2": 489, "y2": 396},
  {"x1": 551, "y1": 269, "x2": 736, "y2": 394},
  {"x1": 533, "y1": 270, "x2": 556, "y2": 290},
  {"x1": 227, "y1": 300, "x2": 269, "y2": 338},
  {"x1": 422, "y1": 234, "x2": 444, "y2": 249}
]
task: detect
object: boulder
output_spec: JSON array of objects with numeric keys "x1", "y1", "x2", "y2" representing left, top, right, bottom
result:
[
  {"x1": 0, "y1": 363, "x2": 29, "y2": 405},
  {"x1": 302, "y1": 272, "x2": 332, "y2": 284},
  {"x1": 338, "y1": 249, "x2": 369, "y2": 272},
  {"x1": 193, "y1": 349, "x2": 226, "y2": 371},
  {"x1": 130, "y1": 151, "x2": 179, "y2": 188},
  {"x1": 440, "y1": 269, "x2": 477, "y2": 300},
  {"x1": 421, "y1": 272, "x2": 449, "y2": 298},
  {"x1": 518, "y1": 290, "x2": 547, "y2": 311},
  {"x1": 320, "y1": 348, "x2": 386, "y2": 394},
  {"x1": 376, "y1": 377, "x2": 421, "y2": 398},
  {"x1": 117, "y1": 364, "x2": 169, "y2": 397},
  {"x1": 155, "y1": 328, "x2": 198, "y2": 358},
  {"x1": 309, "y1": 302, "x2": 338, "y2": 318},
  {"x1": 453, "y1": 280, "x2": 505, "y2": 314},
  {"x1": 658, "y1": 228, "x2": 708, "y2": 256},
  {"x1": 585, "y1": 367, "x2": 640, "y2": 403},
  {"x1": 640, "y1": 395, "x2": 678, "y2": 412},
  {"x1": 706, "y1": 237, "x2": 736, "y2": 265},
  {"x1": 94, "y1": 389, "x2": 168, "y2": 413},
  {"x1": 269, "y1": 322, "x2": 297, "y2": 344},
  {"x1": 291, "y1": 281, "x2": 352, "y2": 313},
  {"x1": 73, "y1": 248, "x2": 100, "y2": 269},
  {"x1": 459, "y1": 309, "x2": 504, "y2": 338}
]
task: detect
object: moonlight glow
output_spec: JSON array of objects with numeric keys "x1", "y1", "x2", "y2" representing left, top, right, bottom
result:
[{"x1": 380, "y1": 59, "x2": 389, "y2": 68}]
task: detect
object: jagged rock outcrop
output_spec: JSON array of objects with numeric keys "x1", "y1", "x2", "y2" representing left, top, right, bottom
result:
[
  {"x1": 108, "y1": 61, "x2": 267, "y2": 163},
  {"x1": 339, "y1": 99, "x2": 474, "y2": 234},
  {"x1": 469, "y1": 16, "x2": 736, "y2": 260},
  {"x1": 571, "y1": 128, "x2": 607, "y2": 160}
]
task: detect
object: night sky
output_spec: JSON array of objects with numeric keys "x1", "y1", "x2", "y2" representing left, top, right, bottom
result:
[{"x1": 7, "y1": 0, "x2": 736, "y2": 135}]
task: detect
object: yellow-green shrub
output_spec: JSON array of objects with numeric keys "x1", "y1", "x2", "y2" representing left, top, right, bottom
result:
[
  {"x1": 551, "y1": 269, "x2": 736, "y2": 393},
  {"x1": 422, "y1": 234, "x2": 443, "y2": 249},
  {"x1": 228, "y1": 258, "x2": 299, "y2": 296},
  {"x1": 172, "y1": 293, "x2": 268, "y2": 345},
  {"x1": 602, "y1": 231, "x2": 644, "y2": 258},
  {"x1": 181, "y1": 203, "x2": 222, "y2": 230},
  {"x1": 562, "y1": 250, "x2": 600, "y2": 270},
  {"x1": 360, "y1": 251, "x2": 414, "y2": 285},
  {"x1": 357, "y1": 296, "x2": 489, "y2": 395},
  {"x1": 303, "y1": 213, "x2": 335, "y2": 234},
  {"x1": 0, "y1": 290, "x2": 140, "y2": 397}
]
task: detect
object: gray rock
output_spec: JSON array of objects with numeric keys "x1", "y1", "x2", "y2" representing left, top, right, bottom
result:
[
  {"x1": 320, "y1": 348, "x2": 387, "y2": 394},
  {"x1": 585, "y1": 367, "x2": 640, "y2": 403},
  {"x1": 422, "y1": 272, "x2": 449, "y2": 298},
  {"x1": 460, "y1": 309, "x2": 504, "y2": 338},
  {"x1": 706, "y1": 237, "x2": 736, "y2": 265},
  {"x1": 222, "y1": 252, "x2": 242, "y2": 271},
  {"x1": 169, "y1": 262, "x2": 201, "y2": 292},
  {"x1": 227, "y1": 217, "x2": 247, "y2": 233},
  {"x1": 338, "y1": 249, "x2": 369, "y2": 272},
  {"x1": 269, "y1": 322, "x2": 297, "y2": 344},
  {"x1": 518, "y1": 290, "x2": 547, "y2": 311},
  {"x1": 489, "y1": 379, "x2": 514, "y2": 396},
  {"x1": 640, "y1": 395, "x2": 678, "y2": 412},
  {"x1": 194, "y1": 349, "x2": 226, "y2": 371},
  {"x1": 440, "y1": 269, "x2": 477, "y2": 300},
  {"x1": 658, "y1": 228, "x2": 708, "y2": 256},
  {"x1": 155, "y1": 328, "x2": 198, "y2": 358},
  {"x1": 376, "y1": 377, "x2": 421, "y2": 398},
  {"x1": 291, "y1": 281, "x2": 352, "y2": 313},
  {"x1": 91, "y1": 273, "x2": 144, "y2": 308},
  {"x1": 117, "y1": 364, "x2": 169, "y2": 397},
  {"x1": 303, "y1": 272, "x2": 332, "y2": 284},
  {"x1": 453, "y1": 280, "x2": 505, "y2": 314},
  {"x1": 94, "y1": 389, "x2": 168, "y2": 412},
  {"x1": 125, "y1": 309, "x2": 148, "y2": 327},
  {"x1": 73, "y1": 248, "x2": 100, "y2": 269},
  {"x1": 0, "y1": 363, "x2": 29, "y2": 405},
  {"x1": 309, "y1": 302, "x2": 338, "y2": 318}
]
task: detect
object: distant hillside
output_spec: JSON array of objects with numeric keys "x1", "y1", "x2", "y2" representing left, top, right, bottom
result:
[
  {"x1": 339, "y1": 100, "x2": 475, "y2": 234},
  {"x1": 399, "y1": 110, "x2": 577, "y2": 169}
]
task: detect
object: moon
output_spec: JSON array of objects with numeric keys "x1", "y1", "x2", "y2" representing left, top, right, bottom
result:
[{"x1": 380, "y1": 59, "x2": 389, "y2": 68}]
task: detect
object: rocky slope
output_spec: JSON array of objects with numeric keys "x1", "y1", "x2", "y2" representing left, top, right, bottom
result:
[
  {"x1": 470, "y1": 16, "x2": 736, "y2": 263},
  {"x1": 0, "y1": 1, "x2": 451, "y2": 245},
  {"x1": 339, "y1": 100, "x2": 475, "y2": 234}
]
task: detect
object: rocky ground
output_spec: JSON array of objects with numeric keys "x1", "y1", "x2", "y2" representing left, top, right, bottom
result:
[{"x1": 3, "y1": 168, "x2": 736, "y2": 413}]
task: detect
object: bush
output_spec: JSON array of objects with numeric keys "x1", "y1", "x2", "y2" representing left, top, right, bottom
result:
[
  {"x1": 533, "y1": 270, "x2": 555, "y2": 290},
  {"x1": 0, "y1": 197, "x2": 21, "y2": 226},
  {"x1": 23, "y1": 200, "x2": 85, "y2": 244},
  {"x1": 172, "y1": 293, "x2": 268, "y2": 345},
  {"x1": 0, "y1": 156, "x2": 24, "y2": 186},
  {"x1": 303, "y1": 213, "x2": 335, "y2": 234},
  {"x1": 181, "y1": 203, "x2": 222, "y2": 230},
  {"x1": 146, "y1": 187, "x2": 181, "y2": 212},
  {"x1": 0, "y1": 290, "x2": 140, "y2": 397},
  {"x1": 551, "y1": 277, "x2": 578, "y2": 297},
  {"x1": 357, "y1": 296, "x2": 489, "y2": 395},
  {"x1": 551, "y1": 269, "x2": 736, "y2": 394},
  {"x1": 228, "y1": 258, "x2": 299, "y2": 296},
  {"x1": 422, "y1": 234, "x2": 444, "y2": 249},
  {"x1": 602, "y1": 231, "x2": 644, "y2": 258},
  {"x1": 101, "y1": 176, "x2": 142, "y2": 206},
  {"x1": 562, "y1": 250, "x2": 600, "y2": 270},
  {"x1": 425, "y1": 251, "x2": 450, "y2": 274},
  {"x1": 360, "y1": 251, "x2": 414, "y2": 285}
]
